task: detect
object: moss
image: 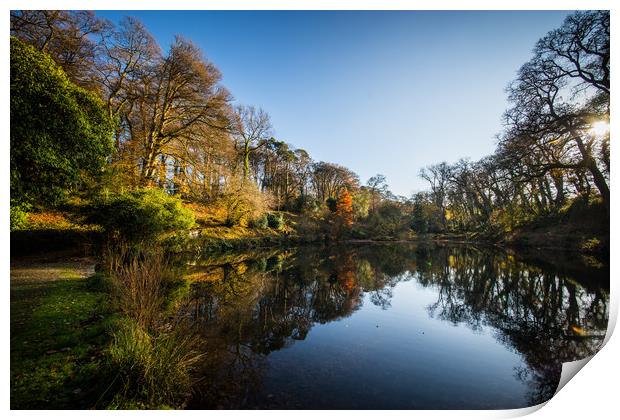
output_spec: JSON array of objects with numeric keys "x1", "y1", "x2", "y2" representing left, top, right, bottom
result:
[{"x1": 11, "y1": 270, "x2": 114, "y2": 409}]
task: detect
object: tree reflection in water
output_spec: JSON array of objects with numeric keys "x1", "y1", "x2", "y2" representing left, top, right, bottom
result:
[{"x1": 177, "y1": 243, "x2": 608, "y2": 409}]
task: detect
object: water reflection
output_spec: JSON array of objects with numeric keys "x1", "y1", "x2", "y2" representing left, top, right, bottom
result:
[{"x1": 177, "y1": 243, "x2": 608, "y2": 409}]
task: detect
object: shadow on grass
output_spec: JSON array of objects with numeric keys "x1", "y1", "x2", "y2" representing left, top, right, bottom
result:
[{"x1": 10, "y1": 267, "x2": 114, "y2": 409}]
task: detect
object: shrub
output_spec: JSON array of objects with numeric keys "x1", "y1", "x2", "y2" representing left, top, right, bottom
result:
[
  {"x1": 249, "y1": 214, "x2": 269, "y2": 229},
  {"x1": 215, "y1": 180, "x2": 272, "y2": 227},
  {"x1": 11, "y1": 37, "x2": 114, "y2": 206},
  {"x1": 267, "y1": 212, "x2": 284, "y2": 230},
  {"x1": 10, "y1": 203, "x2": 30, "y2": 231},
  {"x1": 90, "y1": 189, "x2": 195, "y2": 243},
  {"x1": 86, "y1": 272, "x2": 113, "y2": 293}
]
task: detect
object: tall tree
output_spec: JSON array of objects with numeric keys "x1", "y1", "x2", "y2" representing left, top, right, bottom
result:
[
  {"x1": 95, "y1": 16, "x2": 160, "y2": 150},
  {"x1": 127, "y1": 36, "x2": 232, "y2": 184},
  {"x1": 334, "y1": 188, "x2": 354, "y2": 236},
  {"x1": 502, "y1": 10, "x2": 609, "y2": 211},
  {"x1": 366, "y1": 174, "x2": 388, "y2": 213},
  {"x1": 231, "y1": 105, "x2": 273, "y2": 181},
  {"x1": 311, "y1": 162, "x2": 359, "y2": 203}
]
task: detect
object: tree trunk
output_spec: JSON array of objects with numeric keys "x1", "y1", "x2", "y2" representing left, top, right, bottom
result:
[{"x1": 571, "y1": 131, "x2": 610, "y2": 212}]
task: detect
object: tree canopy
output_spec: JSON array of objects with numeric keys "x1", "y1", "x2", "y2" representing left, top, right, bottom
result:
[{"x1": 10, "y1": 36, "x2": 114, "y2": 206}]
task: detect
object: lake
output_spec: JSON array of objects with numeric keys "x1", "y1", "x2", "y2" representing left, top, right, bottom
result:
[{"x1": 178, "y1": 242, "x2": 609, "y2": 409}]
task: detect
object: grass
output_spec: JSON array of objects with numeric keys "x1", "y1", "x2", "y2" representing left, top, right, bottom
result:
[
  {"x1": 11, "y1": 250, "x2": 204, "y2": 410},
  {"x1": 103, "y1": 245, "x2": 167, "y2": 330},
  {"x1": 98, "y1": 243, "x2": 205, "y2": 409},
  {"x1": 105, "y1": 318, "x2": 203, "y2": 409},
  {"x1": 10, "y1": 259, "x2": 114, "y2": 409}
]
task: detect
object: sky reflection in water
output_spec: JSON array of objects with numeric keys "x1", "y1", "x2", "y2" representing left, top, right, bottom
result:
[{"x1": 179, "y1": 243, "x2": 608, "y2": 409}]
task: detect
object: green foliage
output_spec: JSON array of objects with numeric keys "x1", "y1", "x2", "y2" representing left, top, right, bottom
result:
[
  {"x1": 90, "y1": 189, "x2": 195, "y2": 243},
  {"x1": 364, "y1": 203, "x2": 410, "y2": 239},
  {"x1": 249, "y1": 213, "x2": 269, "y2": 229},
  {"x1": 10, "y1": 37, "x2": 114, "y2": 207},
  {"x1": 106, "y1": 318, "x2": 202, "y2": 409},
  {"x1": 291, "y1": 195, "x2": 319, "y2": 213},
  {"x1": 267, "y1": 212, "x2": 284, "y2": 230},
  {"x1": 352, "y1": 189, "x2": 371, "y2": 220},
  {"x1": 86, "y1": 272, "x2": 114, "y2": 293},
  {"x1": 411, "y1": 201, "x2": 443, "y2": 234},
  {"x1": 10, "y1": 202, "x2": 30, "y2": 231}
]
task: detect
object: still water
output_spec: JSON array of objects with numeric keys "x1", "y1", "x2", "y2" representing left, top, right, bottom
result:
[{"x1": 178, "y1": 242, "x2": 609, "y2": 409}]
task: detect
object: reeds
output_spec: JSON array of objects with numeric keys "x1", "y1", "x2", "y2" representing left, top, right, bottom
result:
[
  {"x1": 103, "y1": 242, "x2": 167, "y2": 330},
  {"x1": 101, "y1": 241, "x2": 203, "y2": 409},
  {"x1": 107, "y1": 318, "x2": 203, "y2": 408}
]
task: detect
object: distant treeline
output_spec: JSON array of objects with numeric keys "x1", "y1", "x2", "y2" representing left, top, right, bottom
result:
[{"x1": 10, "y1": 10, "x2": 609, "y2": 242}]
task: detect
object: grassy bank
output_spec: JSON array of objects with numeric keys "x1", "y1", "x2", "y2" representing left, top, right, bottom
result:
[
  {"x1": 10, "y1": 256, "x2": 113, "y2": 409},
  {"x1": 10, "y1": 247, "x2": 202, "y2": 409}
]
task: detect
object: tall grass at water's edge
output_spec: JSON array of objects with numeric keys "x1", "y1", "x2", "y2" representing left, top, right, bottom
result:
[
  {"x1": 100, "y1": 242, "x2": 204, "y2": 409},
  {"x1": 105, "y1": 318, "x2": 203, "y2": 409}
]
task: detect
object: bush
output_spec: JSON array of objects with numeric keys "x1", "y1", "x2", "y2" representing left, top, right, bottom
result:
[
  {"x1": 267, "y1": 212, "x2": 284, "y2": 230},
  {"x1": 215, "y1": 180, "x2": 272, "y2": 227},
  {"x1": 10, "y1": 203, "x2": 30, "y2": 231},
  {"x1": 90, "y1": 189, "x2": 195, "y2": 243},
  {"x1": 249, "y1": 214, "x2": 269, "y2": 229},
  {"x1": 11, "y1": 37, "x2": 114, "y2": 206},
  {"x1": 86, "y1": 272, "x2": 113, "y2": 293}
]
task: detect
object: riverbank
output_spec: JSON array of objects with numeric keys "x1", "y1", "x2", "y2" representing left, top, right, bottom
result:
[{"x1": 10, "y1": 253, "x2": 113, "y2": 409}]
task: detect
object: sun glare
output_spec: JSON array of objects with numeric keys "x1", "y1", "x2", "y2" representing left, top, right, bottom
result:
[{"x1": 590, "y1": 120, "x2": 610, "y2": 137}]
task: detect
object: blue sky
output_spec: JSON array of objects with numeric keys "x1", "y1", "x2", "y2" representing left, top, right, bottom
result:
[{"x1": 97, "y1": 10, "x2": 571, "y2": 196}]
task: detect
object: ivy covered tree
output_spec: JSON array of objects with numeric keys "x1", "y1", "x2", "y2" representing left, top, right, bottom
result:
[{"x1": 10, "y1": 37, "x2": 114, "y2": 207}]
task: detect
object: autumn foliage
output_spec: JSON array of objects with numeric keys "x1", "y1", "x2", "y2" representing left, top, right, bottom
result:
[{"x1": 334, "y1": 188, "x2": 354, "y2": 234}]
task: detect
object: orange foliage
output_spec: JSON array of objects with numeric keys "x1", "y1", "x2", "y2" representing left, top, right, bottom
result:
[
  {"x1": 24, "y1": 211, "x2": 100, "y2": 232},
  {"x1": 335, "y1": 188, "x2": 354, "y2": 227},
  {"x1": 26, "y1": 212, "x2": 70, "y2": 229}
]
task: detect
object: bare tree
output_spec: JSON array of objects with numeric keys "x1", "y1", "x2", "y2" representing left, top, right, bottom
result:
[
  {"x1": 231, "y1": 105, "x2": 273, "y2": 181},
  {"x1": 95, "y1": 16, "x2": 161, "y2": 150},
  {"x1": 502, "y1": 11, "x2": 609, "y2": 210},
  {"x1": 11, "y1": 10, "x2": 110, "y2": 87},
  {"x1": 311, "y1": 162, "x2": 359, "y2": 203}
]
